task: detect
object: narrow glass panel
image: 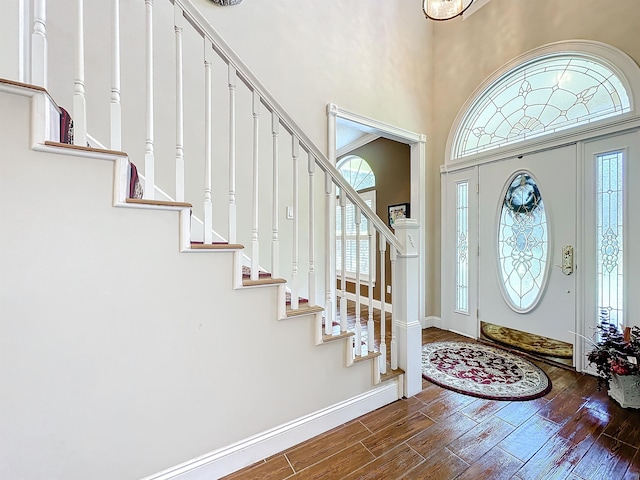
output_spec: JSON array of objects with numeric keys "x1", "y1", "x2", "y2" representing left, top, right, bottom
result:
[
  {"x1": 456, "y1": 182, "x2": 469, "y2": 313},
  {"x1": 596, "y1": 151, "x2": 624, "y2": 330},
  {"x1": 498, "y1": 172, "x2": 548, "y2": 311}
]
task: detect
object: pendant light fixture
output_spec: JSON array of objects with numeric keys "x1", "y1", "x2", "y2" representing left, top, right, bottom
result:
[{"x1": 423, "y1": 0, "x2": 475, "y2": 21}]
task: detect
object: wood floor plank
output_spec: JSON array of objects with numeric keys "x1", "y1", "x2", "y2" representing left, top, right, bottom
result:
[
  {"x1": 406, "y1": 413, "x2": 478, "y2": 460},
  {"x1": 358, "y1": 397, "x2": 426, "y2": 433},
  {"x1": 460, "y1": 398, "x2": 508, "y2": 423},
  {"x1": 514, "y1": 435, "x2": 591, "y2": 479},
  {"x1": 498, "y1": 413, "x2": 561, "y2": 462},
  {"x1": 292, "y1": 443, "x2": 375, "y2": 480},
  {"x1": 454, "y1": 446, "x2": 523, "y2": 480},
  {"x1": 415, "y1": 381, "x2": 452, "y2": 404},
  {"x1": 341, "y1": 444, "x2": 425, "y2": 480},
  {"x1": 447, "y1": 416, "x2": 515, "y2": 464},
  {"x1": 419, "y1": 389, "x2": 476, "y2": 422},
  {"x1": 537, "y1": 391, "x2": 588, "y2": 426},
  {"x1": 403, "y1": 447, "x2": 469, "y2": 480},
  {"x1": 361, "y1": 411, "x2": 435, "y2": 457},
  {"x1": 556, "y1": 405, "x2": 610, "y2": 445},
  {"x1": 571, "y1": 433, "x2": 638, "y2": 480},
  {"x1": 221, "y1": 455, "x2": 293, "y2": 480},
  {"x1": 284, "y1": 420, "x2": 371, "y2": 472},
  {"x1": 603, "y1": 406, "x2": 640, "y2": 448},
  {"x1": 494, "y1": 397, "x2": 548, "y2": 427}
]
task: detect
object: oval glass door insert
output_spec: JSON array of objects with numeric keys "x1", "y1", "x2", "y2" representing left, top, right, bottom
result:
[{"x1": 498, "y1": 172, "x2": 549, "y2": 312}]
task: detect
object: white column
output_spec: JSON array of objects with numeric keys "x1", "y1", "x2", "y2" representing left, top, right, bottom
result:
[
  {"x1": 73, "y1": 0, "x2": 87, "y2": 146},
  {"x1": 31, "y1": 0, "x2": 47, "y2": 88},
  {"x1": 110, "y1": 0, "x2": 121, "y2": 150},
  {"x1": 392, "y1": 218, "x2": 422, "y2": 397}
]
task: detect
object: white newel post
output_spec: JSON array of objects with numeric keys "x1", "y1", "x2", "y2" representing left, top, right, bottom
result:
[{"x1": 392, "y1": 218, "x2": 422, "y2": 397}]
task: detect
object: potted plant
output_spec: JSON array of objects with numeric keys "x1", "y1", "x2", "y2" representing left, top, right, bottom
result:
[{"x1": 586, "y1": 320, "x2": 640, "y2": 408}]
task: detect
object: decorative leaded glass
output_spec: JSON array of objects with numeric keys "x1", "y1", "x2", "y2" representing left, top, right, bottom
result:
[
  {"x1": 453, "y1": 55, "x2": 631, "y2": 159},
  {"x1": 498, "y1": 172, "x2": 548, "y2": 311},
  {"x1": 456, "y1": 182, "x2": 469, "y2": 313},
  {"x1": 597, "y1": 151, "x2": 624, "y2": 330}
]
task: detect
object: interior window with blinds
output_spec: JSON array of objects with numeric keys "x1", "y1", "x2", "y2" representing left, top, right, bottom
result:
[{"x1": 336, "y1": 190, "x2": 376, "y2": 282}]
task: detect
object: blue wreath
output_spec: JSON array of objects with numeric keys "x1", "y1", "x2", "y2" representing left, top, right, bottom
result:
[{"x1": 505, "y1": 174, "x2": 541, "y2": 214}]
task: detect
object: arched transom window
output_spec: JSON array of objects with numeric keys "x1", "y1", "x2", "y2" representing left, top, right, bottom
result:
[{"x1": 452, "y1": 54, "x2": 632, "y2": 159}]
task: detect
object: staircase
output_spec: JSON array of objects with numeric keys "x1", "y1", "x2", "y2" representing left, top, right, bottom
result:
[{"x1": 0, "y1": 1, "x2": 421, "y2": 479}]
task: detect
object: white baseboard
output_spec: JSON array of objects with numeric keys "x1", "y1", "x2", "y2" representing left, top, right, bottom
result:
[
  {"x1": 141, "y1": 380, "x2": 401, "y2": 480},
  {"x1": 422, "y1": 316, "x2": 440, "y2": 329},
  {"x1": 344, "y1": 292, "x2": 392, "y2": 313}
]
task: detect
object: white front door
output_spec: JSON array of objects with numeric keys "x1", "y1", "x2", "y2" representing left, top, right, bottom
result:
[{"x1": 478, "y1": 145, "x2": 577, "y2": 358}]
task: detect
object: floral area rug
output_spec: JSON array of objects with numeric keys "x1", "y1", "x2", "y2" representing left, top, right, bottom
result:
[{"x1": 422, "y1": 341, "x2": 552, "y2": 401}]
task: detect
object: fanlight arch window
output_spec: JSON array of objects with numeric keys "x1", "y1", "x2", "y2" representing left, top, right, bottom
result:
[
  {"x1": 452, "y1": 53, "x2": 632, "y2": 159},
  {"x1": 336, "y1": 156, "x2": 376, "y2": 282}
]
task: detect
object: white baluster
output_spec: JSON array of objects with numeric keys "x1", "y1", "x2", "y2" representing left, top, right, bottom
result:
[
  {"x1": 308, "y1": 152, "x2": 316, "y2": 306},
  {"x1": 110, "y1": 0, "x2": 121, "y2": 150},
  {"x1": 390, "y1": 247, "x2": 398, "y2": 370},
  {"x1": 73, "y1": 0, "x2": 87, "y2": 146},
  {"x1": 174, "y1": 7, "x2": 185, "y2": 202},
  {"x1": 339, "y1": 190, "x2": 347, "y2": 333},
  {"x1": 367, "y1": 220, "x2": 374, "y2": 353},
  {"x1": 250, "y1": 91, "x2": 260, "y2": 280},
  {"x1": 325, "y1": 172, "x2": 334, "y2": 335},
  {"x1": 31, "y1": 0, "x2": 47, "y2": 88},
  {"x1": 143, "y1": 0, "x2": 154, "y2": 199},
  {"x1": 290, "y1": 137, "x2": 300, "y2": 309},
  {"x1": 271, "y1": 113, "x2": 280, "y2": 279},
  {"x1": 203, "y1": 48, "x2": 213, "y2": 244},
  {"x1": 355, "y1": 316, "x2": 362, "y2": 358},
  {"x1": 379, "y1": 238, "x2": 387, "y2": 374},
  {"x1": 228, "y1": 65, "x2": 237, "y2": 243},
  {"x1": 355, "y1": 205, "x2": 361, "y2": 323}
]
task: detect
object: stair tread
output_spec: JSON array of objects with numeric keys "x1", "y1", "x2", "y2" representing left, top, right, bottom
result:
[
  {"x1": 242, "y1": 277, "x2": 287, "y2": 287},
  {"x1": 44, "y1": 140, "x2": 127, "y2": 157},
  {"x1": 125, "y1": 198, "x2": 192, "y2": 208},
  {"x1": 353, "y1": 350, "x2": 382, "y2": 363},
  {"x1": 190, "y1": 242, "x2": 244, "y2": 250},
  {"x1": 322, "y1": 331, "x2": 355, "y2": 343},
  {"x1": 286, "y1": 304, "x2": 324, "y2": 317},
  {"x1": 380, "y1": 365, "x2": 404, "y2": 383}
]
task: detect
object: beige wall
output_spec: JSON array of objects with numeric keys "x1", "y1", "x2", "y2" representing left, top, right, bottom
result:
[{"x1": 429, "y1": 0, "x2": 640, "y2": 314}]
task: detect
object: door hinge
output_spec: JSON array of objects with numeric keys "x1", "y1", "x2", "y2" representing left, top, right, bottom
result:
[
  {"x1": 476, "y1": 308, "x2": 479, "y2": 318},
  {"x1": 476, "y1": 184, "x2": 479, "y2": 194},
  {"x1": 477, "y1": 245, "x2": 480, "y2": 256}
]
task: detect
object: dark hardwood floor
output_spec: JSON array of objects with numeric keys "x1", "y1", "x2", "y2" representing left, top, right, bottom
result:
[{"x1": 223, "y1": 319, "x2": 640, "y2": 479}]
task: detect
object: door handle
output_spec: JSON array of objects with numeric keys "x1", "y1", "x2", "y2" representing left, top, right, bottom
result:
[{"x1": 562, "y1": 245, "x2": 574, "y2": 275}]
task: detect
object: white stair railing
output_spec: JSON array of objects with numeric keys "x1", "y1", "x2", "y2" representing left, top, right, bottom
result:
[{"x1": 20, "y1": 0, "x2": 415, "y2": 383}]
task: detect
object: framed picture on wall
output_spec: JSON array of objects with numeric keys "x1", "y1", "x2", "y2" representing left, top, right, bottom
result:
[{"x1": 388, "y1": 203, "x2": 410, "y2": 228}]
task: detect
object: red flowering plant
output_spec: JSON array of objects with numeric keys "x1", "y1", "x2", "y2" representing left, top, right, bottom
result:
[{"x1": 586, "y1": 321, "x2": 640, "y2": 391}]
